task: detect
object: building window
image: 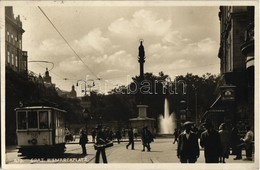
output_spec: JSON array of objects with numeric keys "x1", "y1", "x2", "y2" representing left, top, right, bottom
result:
[
  {"x1": 7, "y1": 31, "x2": 10, "y2": 42},
  {"x1": 15, "y1": 37, "x2": 18, "y2": 47},
  {"x1": 11, "y1": 34, "x2": 14, "y2": 45},
  {"x1": 11, "y1": 54, "x2": 14, "y2": 66},
  {"x1": 23, "y1": 61, "x2": 27, "y2": 70},
  {"x1": 7, "y1": 51, "x2": 10, "y2": 64},
  {"x1": 19, "y1": 40, "x2": 22, "y2": 49},
  {"x1": 15, "y1": 55, "x2": 18, "y2": 67}
]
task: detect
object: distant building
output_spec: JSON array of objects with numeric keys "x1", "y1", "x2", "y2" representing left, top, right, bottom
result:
[
  {"x1": 5, "y1": 6, "x2": 28, "y2": 73},
  {"x1": 203, "y1": 6, "x2": 254, "y2": 128},
  {"x1": 68, "y1": 85, "x2": 77, "y2": 98},
  {"x1": 43, "y1": 68, "x2": 52, "y2": 86},
  {"x1": 56, "y1": 85, "x2": 77, "y2": 98}
]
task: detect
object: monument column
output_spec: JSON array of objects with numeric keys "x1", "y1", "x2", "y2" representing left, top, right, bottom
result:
[
  {"x1": 129, "y1": 40, "x2": 155, "y2": 133},
  {"x1": 137, "y1": 40, "x2": 146, "y2": 104}
]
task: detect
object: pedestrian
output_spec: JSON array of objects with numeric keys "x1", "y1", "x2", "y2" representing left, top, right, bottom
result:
[
  {"x1": 177, "y1": 122, "x2": 200, "y2": 163},
  {"x1": 240, "y1": 125, "x2": 254, "y2": 160},
  {"x1": 126, "y1": 128, "x2": 135, "y2": 150},
  {"x1": 91, "y1": 128, "x2": 97, "y2": 142},
  {"x1": 141, "y1": 126, "x2": 154, "y2": 152},
  {"x1": 218, "y1": 123, "x2": 230, "y2": 163},
  {"x1": 200, "y1": 119, "x2": 222, "y2": 163},
  {"x1": 95, "y1": 125, "x2": 108, "y2": 163},
  {"x1": 115, "y1": 129, "x2": 122, "y2": 144},
  {"x1": 79, "y1": 128, "x2": 88, "y2": 155},
  {"x1": 173, "y1": 128, "x2": 179, "y2": 144},
  {"x1": 108, "y1": 129, "x2": 114, "y2": 141},
  {"x1": 133, "y1": 128, "x2": 138, "y2": 141}
]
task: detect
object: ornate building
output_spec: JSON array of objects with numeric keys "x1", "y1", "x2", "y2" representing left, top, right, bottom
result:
[
  {"x1": 56, "y1": 85, "x2": 77, "y2": 98},
  {"x1": 5, "y1": 7, "x2": 28, "y2": 73},
  {"x1": 204, "y1": 6, "x2": 254, "y2": 128}
]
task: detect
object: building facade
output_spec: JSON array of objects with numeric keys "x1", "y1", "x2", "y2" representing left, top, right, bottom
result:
[
  {"x1": 205, "y1": 6, "x2": 254, "y2": 128},
  {"x1": 5, "y1": 7, "x2": 28, "y2": 73}
]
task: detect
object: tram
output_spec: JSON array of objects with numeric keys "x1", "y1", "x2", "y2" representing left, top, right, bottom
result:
[{"x1": 15, "y1": 106, "x2": 67, "y2": 156}]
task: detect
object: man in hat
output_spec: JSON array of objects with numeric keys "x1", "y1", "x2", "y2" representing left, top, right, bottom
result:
[
  {"x1": 177, "y1": 121, "x2": 200, "y2": 163},
  {"x1": 218, "y1": 123, "x2": 230, "y2": 163},
  {"x1": 141, "y1": 126, "x2": 154, "y2": 152},
  {"x1": 95, "y1": 125, "x2": 108, "y2": 163},
  {"x1": 79, "y1": 128, "x2": 88, "y2": 155},
  {"x1": 200, "y1": 119, "x2": 222, "y2": 163}
]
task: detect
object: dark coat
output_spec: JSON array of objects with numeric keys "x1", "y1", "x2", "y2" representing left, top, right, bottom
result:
[
  {"x1": 200, "y1": 129, "x2": 222, "y2": 159},
  {"x1": 96, "y1": 130, "x2": 107, "y2": 145},
  {"x1": 116, "y1": 130, "x2": 122, "y2": 139},
  {"x1": 177, "y1": 132, "x2": 200, "y2": 159},
  {"x1": 128, "y1": 130, "x2": 134, "y2": 141},
  {"x1": 79, "y1": 132, "x2": 88, "y2": 145},
  {"x1": 141, "y1": 129, "x2": 154, "y2": 144}
]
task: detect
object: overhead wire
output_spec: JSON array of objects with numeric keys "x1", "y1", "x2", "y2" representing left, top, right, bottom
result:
[
  {"x1": 38, "y1": 6, "x2": 100, "y2": 80},
  {"x1": 29, "y1": 61, "x2": 71, "y2": 81}
]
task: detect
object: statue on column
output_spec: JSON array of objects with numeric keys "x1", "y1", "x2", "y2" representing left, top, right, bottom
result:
[
  {"x1": 138, "y1": 40, "x2": 146, "y2": 79},
  {"x1": 138, "y1": 40, "x2": 145, "y2": 63}
]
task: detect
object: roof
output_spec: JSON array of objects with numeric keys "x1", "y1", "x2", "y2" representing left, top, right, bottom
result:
[{"x1": 15, "y1": 106, "x2": 67, "y2": 113}]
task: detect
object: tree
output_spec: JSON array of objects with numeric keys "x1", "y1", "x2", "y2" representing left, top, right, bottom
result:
[
  {"x1": 172, "y1": 73, "x2": 220, "y2": 123},
  {"x1": 5, "y1": 66, "x2": 83, "y2": 145}
]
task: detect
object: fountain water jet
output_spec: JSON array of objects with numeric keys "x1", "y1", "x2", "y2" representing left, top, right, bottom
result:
[{"x1": 159, "y1": 98, "x2": 176, "y2": 134}]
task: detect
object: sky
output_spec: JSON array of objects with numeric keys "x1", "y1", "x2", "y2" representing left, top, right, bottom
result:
[{"x1": 12, "y1": 5, "x2": 221, "y2": 95}]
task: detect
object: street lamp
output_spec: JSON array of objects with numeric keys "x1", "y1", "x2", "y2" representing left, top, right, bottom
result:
[
  {"x1": 76, "y1": 79, "x2": 95, "y2": 134},
  {"x1": 83, "y1": 108, "x2": 92, "y2": 134},
  {"x1": 76, "y1": 79, "x2": 95, "y2": 96}
]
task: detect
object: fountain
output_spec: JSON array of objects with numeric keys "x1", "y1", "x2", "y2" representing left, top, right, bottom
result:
[{"x1": 159, "y1": 98, "x2": 176, "y2": 134}]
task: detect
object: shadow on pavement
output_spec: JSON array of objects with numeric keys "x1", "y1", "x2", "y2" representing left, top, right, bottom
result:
[{"x1": 19, "y1": 153, "x2": 88, "y2": 160}]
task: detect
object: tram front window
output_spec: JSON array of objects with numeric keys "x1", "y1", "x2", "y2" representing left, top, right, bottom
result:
[
  {"x1": 39, "y1": 111, "x2": 49, "y2": 129},
  {"x1": 28, "y1": 111, "x2": 38, "y2": 128},
  {"x1": 18, "y1": 112, "x2": 26, "y2": 129}
]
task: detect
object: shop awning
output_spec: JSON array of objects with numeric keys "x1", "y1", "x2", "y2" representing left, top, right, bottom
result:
[{"x1": 201, "y1": 95, "x2": 225, "y2": 122}]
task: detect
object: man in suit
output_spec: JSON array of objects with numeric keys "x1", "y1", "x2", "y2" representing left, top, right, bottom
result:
[
  {"x1": 177, "y1": 121, "x2": 200, "y2": 163},
  {"x1": 79, "y1": 128, "x2": 88, "y2": 155},
  {"x1": 200, "y1": 119, "x2": 222, "y2": 163}
]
